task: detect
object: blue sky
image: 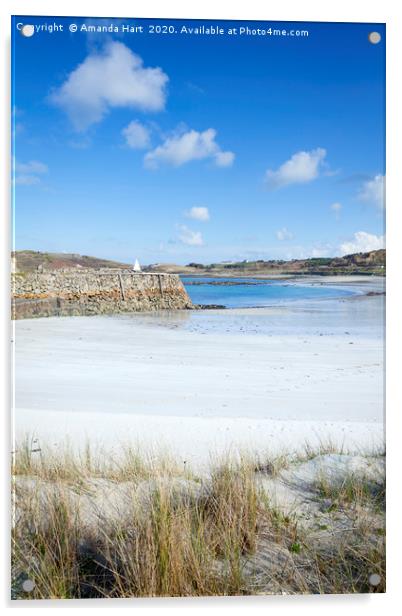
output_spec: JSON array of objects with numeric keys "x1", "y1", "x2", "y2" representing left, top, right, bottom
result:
[{"x1": 12, "y1": 16, "x2": 385, "y2": 264}]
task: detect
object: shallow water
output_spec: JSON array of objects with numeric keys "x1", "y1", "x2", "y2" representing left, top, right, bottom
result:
[
  {"x1": 120, "y1": 282, "x2": 384, "y2": 340},
  {"x1": 119, "y1": 302, "x2": 384, "y2": 340},
  {"x1": 181, "y1": 276, "x2": 359, "y2": 308}
]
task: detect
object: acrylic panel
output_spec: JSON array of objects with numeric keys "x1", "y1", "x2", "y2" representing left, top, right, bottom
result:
[{"x1": 11, "y1": 15, "x2": 385, "y2": 599}]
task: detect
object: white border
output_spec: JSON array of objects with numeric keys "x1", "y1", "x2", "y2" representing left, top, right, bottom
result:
[{"x1": 1, "y1": 1, "x2": 402, "y2": 614}]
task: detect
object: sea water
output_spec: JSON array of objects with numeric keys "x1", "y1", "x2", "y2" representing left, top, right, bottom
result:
[{"x1": 181, "y1": 276, "x2": 357, "y2": 308}]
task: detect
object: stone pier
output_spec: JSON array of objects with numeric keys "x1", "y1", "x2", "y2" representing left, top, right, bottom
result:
[{"x1": 11, "y1": 269, "x2": 193, "y2": 319}]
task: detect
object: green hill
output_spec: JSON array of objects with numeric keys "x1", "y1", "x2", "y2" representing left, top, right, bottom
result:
[
  {"x1": 145, "y1": 249, "x2": 386, "y2": 277},
  {"x1": 12, "y1": 249, "x2": 385, "y2": 276},
  {"x1": 12, "y1": 251, "x2": 131, "y2": 273}
]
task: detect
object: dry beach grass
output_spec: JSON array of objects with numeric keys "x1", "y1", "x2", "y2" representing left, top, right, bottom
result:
[{"x1": 11, "y1": 439, "x2": 385, "y2": 599}]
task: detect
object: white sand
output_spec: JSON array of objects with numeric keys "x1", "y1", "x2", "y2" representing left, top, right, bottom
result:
[
  {"x1": 15, "y1": 408, "x2": 383, "y2": 469},
  {"x1": 13, "y1": 293, "x2": 384, "y2": 466},
  {"x1": 14, "y1": 311, "x2": 383, "y2": 421}
]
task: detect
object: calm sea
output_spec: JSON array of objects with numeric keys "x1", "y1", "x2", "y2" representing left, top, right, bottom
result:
[{"x1": 181, "y1": 277, "x2": 357, "y2": 308}]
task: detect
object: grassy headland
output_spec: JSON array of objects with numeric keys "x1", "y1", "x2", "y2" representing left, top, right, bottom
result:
[
  {"x1": 145, "y1": 249, "x2": 385, "y2": 277},
  {"x1": 12, "y1": 249, "x2": 385, "y2": 277}
]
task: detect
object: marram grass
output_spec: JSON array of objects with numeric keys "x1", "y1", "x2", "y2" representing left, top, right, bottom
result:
[{"x1": 11, "y1": 440, "x2": 385, "y2": 599}]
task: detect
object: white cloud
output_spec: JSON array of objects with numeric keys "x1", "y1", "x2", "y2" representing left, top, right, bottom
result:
[
  {"x1": 358, "y1": 174, "x2": 385, "y2": 208},
  {"x1": 144, "y1": 128, "x2": 235, "y2": 169},
  {"x1": 177, "y1": 225, "x2": 204, "y2": 246},
  {"x1": 51, "y1": 42, "x2": 169, "y2": 131},
  {"x1": 215, "y1": 150, "x2": 235, "y2": 167},
  {"x1": 276, "y1": 227, "x2": 294, "y2": 241},
  {"x1": 122, "y1": 120, "x2": 151, "y2": 149},
  {"x1": 14, "y1": 175, "x2": 41, "y2": 186},
  {"x1": 15, "y1": 160, "x2": 48, "y2": 174},
  {"x1": 14, "y1": 160, "x2": 48, "y2": 185},
  {"x1": 340, "y1": 231, "x2": 385, "y2": 255},
  {"x1": 311, "y1": 245, "x2": 332, "y2": 258},
  {"x1": 185, "y1": 206, "x2": 210, "y2": 222},
  {"x1": 265, "y1": 148, "x2": 327, "y2": 188}
]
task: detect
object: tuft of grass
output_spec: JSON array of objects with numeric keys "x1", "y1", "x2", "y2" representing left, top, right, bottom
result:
[
  {"x1": 12, "y1": 486, "x2": 81, "y2": 599},
  {"x1": 315, "y1": 472, "x2": 385, "y2": 512},
  {"x1": 12, "y1": 447, "x2": 260, "y2": 598},
  {"x1": 298, "y1": 437, "x2": 345, "y2": 463},
  {"x1": 289, "y1": 542, "x2": 302, "y2": 554},
  {"x1": 254, "y1": 453, "x2": 290, "y2": 477},
  {"x1": 12, "y1": 437, "x2": 191, "y2": 486}
]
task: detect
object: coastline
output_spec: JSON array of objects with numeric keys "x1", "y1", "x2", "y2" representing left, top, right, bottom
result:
[{"x1": 180, "y1": 273, "x2": 386, "y2": 281}]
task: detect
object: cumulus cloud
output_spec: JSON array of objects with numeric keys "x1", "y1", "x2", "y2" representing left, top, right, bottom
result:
[
  {"x1": 185, "y1": 206, "x2": 210, "y2": 222},
  {"x1": 122, "y1": 120, "x2": 151, "y2": 149},
  {"x1": 311, "y1": 245, "x2": 332, "y2": 258},
  {"x1": 144, "y1": 128, "x2": 235, "y2": 169},
  {"x1": 276, "y1": 227, "x2": 294, "y2": 241},
  {"x1": 265, "y1": 148, "x2": 327, "y2": 188},
  {"x1": 50, "y1": 42, "x2": 169, "y2": 131},
  {"x1": 340, "y1": 231, "x2": 385, "y2": 255},
  {"x1": 358, "y1": 174, "x2": 385, "y2": 208},
  {"x1": 14, "y1": 160, "x2": 48, "y2": 185},
  {"x1": 177, "y1": 225, "x2": 204, "y2": 246},
  {"x1": 215, "y1": 150, "x2": 235, "y2": 167}
]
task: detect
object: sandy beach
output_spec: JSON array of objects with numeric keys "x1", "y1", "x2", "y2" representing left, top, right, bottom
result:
[{"x1": 13, "y1": 279, "x2": 384, "y2": 467}]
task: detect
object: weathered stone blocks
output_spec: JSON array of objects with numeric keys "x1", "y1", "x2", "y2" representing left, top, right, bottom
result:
[{"x1": 12, "y1": 269, "x2": 193, "y2": 319}]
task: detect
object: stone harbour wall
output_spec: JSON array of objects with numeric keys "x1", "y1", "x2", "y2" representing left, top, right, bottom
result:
[{"x1": 12, "y1": 269, "x2": 193, "y2": 319}]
